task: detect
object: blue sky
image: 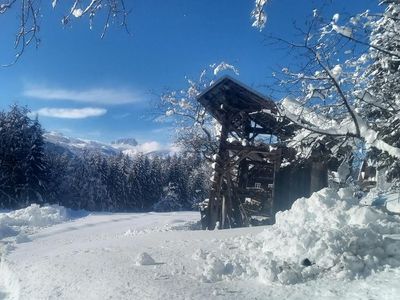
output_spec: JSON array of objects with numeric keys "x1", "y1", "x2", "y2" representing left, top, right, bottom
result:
[{"x1": 0, "y1": 0, "x2": 377, "y2": 145}]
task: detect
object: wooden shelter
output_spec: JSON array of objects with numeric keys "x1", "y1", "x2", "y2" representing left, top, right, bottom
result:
[{"x1": 197, "y1": 76, "x2": 328, "y2": 230}]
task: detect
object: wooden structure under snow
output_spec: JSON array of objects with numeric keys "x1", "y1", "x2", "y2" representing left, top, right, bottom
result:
[{"x1": 197, "y1": 77, "x2": 328, "y2": 230}]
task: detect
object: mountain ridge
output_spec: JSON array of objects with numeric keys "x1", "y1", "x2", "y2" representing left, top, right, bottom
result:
[{"x1": 44, "y1": 132, "x2": 177, "y2": 157}]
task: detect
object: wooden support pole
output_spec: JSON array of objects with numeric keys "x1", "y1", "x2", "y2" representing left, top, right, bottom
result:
[{"x1": 207, "y1": 118, "x2": 229, "y2": 230}]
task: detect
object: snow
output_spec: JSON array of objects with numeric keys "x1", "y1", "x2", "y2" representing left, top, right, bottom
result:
[
  {"x1": 281, "y1": 98, "x2": 400, "y2": 160},
  {"x1": 136, "y1": 252, "x2": 156, "y2": 266},
  {"x1": 386, "y1": 193, "x2": 400, "y2": 214},
  {"x1": 281, "y1": 97, "x2": 343, "y2": 134},
  {"x1": 195, "y1": 188, "x2": 400, "y2": 286},
  {"x1": 361, "y1": 189, "x2": 400, "y2": 214},
  {"x1": 72, "y1": 8, "x2": 83, "y2": 18},
  {"x1": 212, "y1": 62, "x2": 239, "y2": 76},
  {"x1": 251, "y1": 0, "x2": 268, "y2": 30},
  {"x1": 357, "y1": 116, "x2": 400, "y2": 159},
  {"x1": 165, "y1": 109, "x2": 174, "y2": 116},
  {"x1": 0, "y1": 204, "x2": 71, "y2": 242},
  {"x1": 332, "y1": 24, "x2": 353, "y2": 38},
  {"x1": 330, "y1": 64, "x2": 342, "y2": 79},
  {"x1": 1, "y1": 190, "x2": 400, "y2": 299},
  {"x1": 332, "y1": 13, "x2": 340, "y2": 23}
]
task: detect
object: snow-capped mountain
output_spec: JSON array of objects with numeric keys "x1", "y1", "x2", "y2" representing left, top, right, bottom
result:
[
  {"x1": 44, "y1": 132, "x2": 120, "y2": 156},
  {"x1": 44, "y1": 132, "x2": 178, "y2": 157}
]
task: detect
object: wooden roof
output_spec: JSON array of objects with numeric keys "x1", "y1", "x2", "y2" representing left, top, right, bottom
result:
[
  {"x1": 197, "y1": 76, "x2": 295, "y2": 138},
  {"x1": 197, "y1": 76, "x2": 277, "y2": 120}
]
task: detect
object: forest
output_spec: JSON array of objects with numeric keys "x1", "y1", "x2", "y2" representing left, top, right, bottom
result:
[{"x1": 0, "y1": 105, "x2": 210, "y2": 211}]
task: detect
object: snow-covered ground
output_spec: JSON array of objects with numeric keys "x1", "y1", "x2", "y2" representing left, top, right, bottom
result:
[{"x1": 1, "y1": 188, "x2": 400, "y2": 300}]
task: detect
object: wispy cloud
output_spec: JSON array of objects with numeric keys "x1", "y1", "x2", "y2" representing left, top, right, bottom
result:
[
  {"x1": 31, "y1": 107, "x2": 107, "y2": 119},
  {"x1": 23, "y1": 85, "x2": 141, "y2": 105},
  {"x1": 112, "y1": 112, "x2": 132, "y2": 119},
  {"x1": 151, "y1": 126, "x2": 174, "y2": 134}
]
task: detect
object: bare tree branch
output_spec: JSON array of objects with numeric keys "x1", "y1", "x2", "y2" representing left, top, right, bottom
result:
[{"x1": 1, "y1": 0, "x2": 131, "y2": 66}]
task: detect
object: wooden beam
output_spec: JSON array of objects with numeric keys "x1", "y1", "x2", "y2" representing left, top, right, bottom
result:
[{"x1": 207, "y1": 116, "x2": 230, "y2": 230}]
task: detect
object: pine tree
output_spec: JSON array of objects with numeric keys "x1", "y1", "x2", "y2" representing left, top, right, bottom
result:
[{"x1": 0, "y1": 105, "x2": 47, "y2": 208}]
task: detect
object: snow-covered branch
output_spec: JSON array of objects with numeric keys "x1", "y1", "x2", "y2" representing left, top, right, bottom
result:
[
  {"x1": 273, "y1": 2, "x2": 400, "y2": 166},
  {"x1": 251, "y1": 0, "x2": 268, "y2": 30}
]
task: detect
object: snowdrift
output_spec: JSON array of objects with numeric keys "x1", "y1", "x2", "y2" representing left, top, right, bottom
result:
[
  {"x1": 361, "y1": 189, "x2": 400, "y2": 214},
  {"x1": 0, "y1": 204, "x2": 70, "y2": 244},
  {"x1": 199, "y1": 188, "x2": 400, "y2": 285}
]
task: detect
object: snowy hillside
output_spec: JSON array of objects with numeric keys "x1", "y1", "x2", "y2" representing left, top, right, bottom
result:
[
  {"x1": 44, "y1": 132, "x2": 120, "y2": 156},
  {"x1": 1, "y1": 188, "x2": 400, "y2": 299},
  {"x1": 44, "y1": 132, "x2": 177, "y2": 157}
]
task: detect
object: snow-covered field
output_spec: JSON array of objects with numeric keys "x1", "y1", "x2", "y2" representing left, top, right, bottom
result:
[{"x1": 1, "y1": 188, "x2": 400, "y2": 300}]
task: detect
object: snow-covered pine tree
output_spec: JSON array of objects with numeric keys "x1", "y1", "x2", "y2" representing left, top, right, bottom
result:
[
  {"x1": 139, "y1": 155, "x2": 161, "y2": 210},
  {"x1": 43, "y1": 150, "x2": 70, "y2": 205},
  {"x1": 0, "y1": 105, "x2": 47, "y2": 208},
  {"x1": 153, "y1": 182, "x2": 182, "y2": 212},
  {"x1": 186, "y1": 154, "x2": 210, "y2": 207},
  {"x1": 21, "y1": 117, "x2": 47, "y2": 205},
  {"x1": 85, "y1": 152, "x2": 112, "y2": 211}
]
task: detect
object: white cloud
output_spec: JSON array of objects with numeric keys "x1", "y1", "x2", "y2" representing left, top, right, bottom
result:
[
  {"x1": 117, "y1": 141, "x2": 179, "y2": 156},
  {"x1": 137, "y1": 141, "x2": 162, "y2": 153},
  {"x1": 23, "y1": 85, "x2": 141, "y2": 105},
  {"x1": 32, "y1": 107, "x2": 107, "y2": 119}
]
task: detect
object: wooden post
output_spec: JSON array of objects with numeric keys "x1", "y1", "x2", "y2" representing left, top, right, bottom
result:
[
  {"x1": 222, "y1": 172, "x2": 234, "y2": 228},
  {"x1": 207, "y1": 118, "x2": 229, "y2": 230}
]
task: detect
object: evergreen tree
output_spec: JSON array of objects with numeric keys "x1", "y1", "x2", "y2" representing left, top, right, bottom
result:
[{"x1": 0, "y1": 105, "x2": 47, "y2": 208}]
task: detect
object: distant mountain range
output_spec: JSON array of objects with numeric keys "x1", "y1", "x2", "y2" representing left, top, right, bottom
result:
[
  {"x1": 111, "y1": 138, "x2": 138, "y2": 147},
  {"x1": 44, "y1": 132, "x2": 177, "y2": 157}
]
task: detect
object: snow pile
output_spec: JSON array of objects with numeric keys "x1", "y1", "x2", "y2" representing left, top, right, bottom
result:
[
  {"x1": 0, "y1": 204, "x2": 69, "y2": 241},
  {"x1": 361, "y1": 189, "x2": 400, "y2": 214},
  {"x1": 136, "y1": 252, "x2": 156, "y2": 266},
  {"x1": 199, "y1": 188, "x2": 400, "y2": 285},
  {"x1": 386, "y1": 193, "x2": 400, "y2": 214}
]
